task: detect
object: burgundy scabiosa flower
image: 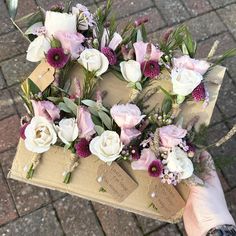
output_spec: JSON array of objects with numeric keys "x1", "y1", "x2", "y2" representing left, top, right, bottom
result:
[
  {"x1": 46, "y1": 48, "x2": 69, "y2": 69},
  {"x1": 148, "y1": 160, "x2": 163, "y2": 177},
  {"x1": 101, "y1": 47, "x2": 117, "y2": 65},
  {"x1": 130, "y1": 146, "x2": 140, "y2": 160},
  {"x1": 141, "y1": 60, "x2": 160, "y2": 79},
  {"x1": 192, "y1": 83, "x2": 206, "y2": 102},
  {"x1": 75, "y1": 138, "x2": 91, "y2": 158}
]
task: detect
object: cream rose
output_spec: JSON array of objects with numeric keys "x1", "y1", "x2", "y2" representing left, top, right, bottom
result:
[
  {"x1": 120, "y1": 60, "x2": 142, "y2": 83},
  {"x1": 89, "y1": 131, "x2": 123, "y2": 163},
  {"x1": 78, "y1": 49, "x2": 109, "y2": 76},
  {"x1": 171, "y1": 68, "x2": 203, "y2": 96},
  {"x1": 167, "y1": 147, "x2": 193, "y2": 179},
  {"x1": 26, "y1": 35, "x2": 51, "y2": 62},
  {"x1": 56, "y1": 118, "x2": 79, "y2": 145},
  {"x1": 45, "y1": 11, "x2": 77, "y2": 37},
  {"x1": 24, "y1": 116, "x2": 57, "y2": 153}
]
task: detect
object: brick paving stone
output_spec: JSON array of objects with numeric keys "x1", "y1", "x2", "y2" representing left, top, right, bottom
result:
[
  {"x1": 207, "y1": 123, "x2": 236, "y2": 188},
  {"x1": 208, "y1": 0, "x2": 236, "y2": 8},
  {"x1": 49, "y1": 190, "x2": 67, "y2": 201},
  {"x1": 210, "y1": 106, "x2": 223, "y2": 125},
  {"x1": 0, "y1": 148, "x2": 52, "y2": 216},
  {"x1": 117, "y1": 8, "x2": 166, "y2": 34},
  {"x1": 177, "y1": 221, "x2": 187, "y2": 236},
  {"x1": 196, "y1": 32, "x2": 236, "y2": 80},
  {"x1": 182, "y1": 0, "x2": 212, "y2": 16},
  {"x1": 0, "y1": 205, "x2": 64, "y2": 236},
  {"x1": 148, "y1": 224, "x2": 181, "y2": 236},
  {"x1": 154, "y1": 0, "x2": 190, "y2": 25},
  {"x1": 0, "y1": 115, "x2": 19, "y2": 153},
  {"x1": 217, "y1": 4, "x2": 236, "y2": 40},
  {"x1": 0, "y1": 30, "x2": 28, "y2": 62},
  {"x1": 0, "y1": 0, "x2": 15, "y2": 34},
  {"x1": 0, "y1": 89, "x2": 16, "y2": 120},
  {"x1": 226, "y1": 188, "x2": 236, "y2": 220},
  {"x1": 54, "y1": 195, "x2": 104, "y2": 236},
  {"x1": 136, "y1": 215, "x2": 165, "y2": 234},
  {"x1": 217, "y1": 170, "x2": 231, "y2": 192},
  {"x1": 217, "y1": 74, "x2": 236, "y2": 118},
  {"x1": 0, "y1": 167, "x2": 18, "y2": 226},
  {"x1": 1, "y1": 54, "x2": 35, "y2": 86},
  {"x1": 0, "y1": 68, "x2": 7, "y2": 89},
  {"x1": 186, "y1": 12, "x2": 225, "y2": 41},
  {"x1": 98, "y1": 0, "x2": 153, "y2": 20},
  {"x1": 92, "y1": 202, "x2": 143, "y2": 236},
  {"x1": 8, "y1": 84, "x2": 28, "y2": 117}
]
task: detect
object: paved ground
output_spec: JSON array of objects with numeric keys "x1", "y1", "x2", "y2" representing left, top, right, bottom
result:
[{"x1": 0, "y1": 0, "x2": 236, "y2": 235}]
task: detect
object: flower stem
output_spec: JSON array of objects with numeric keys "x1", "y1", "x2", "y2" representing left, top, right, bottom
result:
[
  {"x1": 26, "y1": 164, "x2": 34, "y2": 179},
  {"x1": 63, "y1": 172, "x2": 72, "y2": 184}
]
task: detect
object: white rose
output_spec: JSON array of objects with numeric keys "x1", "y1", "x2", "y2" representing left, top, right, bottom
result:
[
  {"x1": 120, "y1": 60, "x2": 142, "y2": 83},
  {"x1": 89, "y1": 131, "x2": 123, "y2": 163},
  {"x1": 26, "y1": 35, "x2": 51, "y2": 62},
  {"x1": 45, "y1": 11, "x2": 77, "y2": 37},
  {"x1": 78, "y1": 49, "x2": 109, "y2": 76},
  {"x1": 24, "y1": 116, "x2": 57, "y2": 153},
  {"x1": 171, "y1": 68, "x2": 203, "y2": 96},
  {"x1": 167, "y1": 147, "x2": 193, "y2": 179},
  {"x1": 56, "y1": 118, "x2": 79, "y2": 145}
]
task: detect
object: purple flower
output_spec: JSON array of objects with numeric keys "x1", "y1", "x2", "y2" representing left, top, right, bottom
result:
[
  {"x1": 192, "y1": 82, "x2": 206, "y2": 102},
  {"x1": 75, "y1": 138, "x2": 91, "y2": 158},
  {"x1": 19, "y1": 123, "x2": 29, "y2": 140},
  {"x1": 141, "y1": 60, "x2": 160, "y2": 79},
  {"x1": 46, "y1": 48, "x2": 69, "y2": 69},
  {"x1": 101, "y1": 47, "x2": 117, "y2": 65},
  {"x1": 148, "y1": 160, "x2": 163, "y2": 177},
  {"x1": 130, "y1": 146, "x2": 140, "y2": 160},
  {"x1": 160, "y1": 168, "x2": 180, "y2": 185}
]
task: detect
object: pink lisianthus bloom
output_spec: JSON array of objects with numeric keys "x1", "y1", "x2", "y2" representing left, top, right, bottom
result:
[
  {"x1": 133, "y1": 41, "x2": 163, "y2": 64},
  {"x1": 131, "y1": 148, "x2": 156, "y2": 170},
  {"x1": 31, "y1": 100, "x2": 60, "y2": 121},
  {"x1": 77, "y1": 106, "x2": 95, "y2": 140},
  {"x1": 110, "y1": 104, "x2": 145, "y2": 145},
  {"x1": 159, "y1": 125, "x2": 187, "y2": 148},
  {"x1": 173, "y1": 55, "x2": 210, "y2": 75},
  {"x1": 55, "y1": 31, "x2": 85, "y2": 59}
]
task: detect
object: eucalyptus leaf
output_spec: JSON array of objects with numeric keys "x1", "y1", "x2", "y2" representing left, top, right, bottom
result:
[
  {"x1": 88, "y1": 107, "x2": 99, "y2": 116},
  {"x1": 161, "y1": 97, "x2": 172, "y2": 114},
  {"x1": 127, "y1": 82, "x2": 135, "y2": 88},
  {"x1": 6, "y1": 0, "x2": 18, "y2": 19},
  {"x1": 98, "y1": 111, "x2": 112, "y2": 129},
  {"x1": 136, "y1": 29, "x2": 143, "y2": 42},
  {"x1": 28, "y1": 79, "x2": 41, "y2": 95},
  {"x1": 91, "y1": 115, "x2": 102, "y2": 126},
  {"x1": 63, "y1": 97, "x2": 77, "y2": 115},
  {"x1": 82, "y1": 99, "x2": 97, "y2": 108},
  {"x1": 47, "y1": 97, "x2": 62, "y2": 104},
  {"x1": 58, "y1": 102, "x2": 72, "y2": 114},
  {"x1": 95, "y1": 125, "x2": 105, "y2": 135}
]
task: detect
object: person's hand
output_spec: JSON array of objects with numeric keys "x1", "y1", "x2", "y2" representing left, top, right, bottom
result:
[{"x1": 183, "y1": 151, "x2": 235, "y2": 236}]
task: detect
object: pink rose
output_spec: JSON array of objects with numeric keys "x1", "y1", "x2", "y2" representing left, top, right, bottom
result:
[
  {"x1": 77, "y1": 106, "x2": 95, "y2": 140},
  {"x1": 173, "y1": 55, "x2": 210, "y2": 75},
  {"x1": 133, "y1": 41, "x2": 163, "y2": 63},
  {"x1": 159, "y1": 125, "x2": 187, "y2": 148},
  {"x1": 31, "y1": 100, "x2": 60, "y2": 121},
  {"x1": 110, "y1": 104, "x2": 145, "y2": 145},
  {"x1": 55, "y1": 31, "x2": 85, "y2": 59},
  {"x1": 131, "y1": 148, "x2": 156, "y2": 170}
]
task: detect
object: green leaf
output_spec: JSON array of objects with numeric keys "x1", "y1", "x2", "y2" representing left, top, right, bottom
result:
[
  {"x1": 135, "y1": 82, "x2": 142, "y2": 91},
  {"x1": 176, "y1": 95, "x2": 185, "y2": 104},
  {"x1": 47, "y1": 97, "x2": 62, "y2": 104},
  {"x1": 82, "y1": 99, "x2": 97, "y2": 108},
  {"x1": 98, "y1": 111, "x2": 112, "y2": 129},
  {"x1": 136, "y1": 29, "x2": 143, "y2": 42},
  {"x1": 6, "y1": 0, "x2": 18, "y2": 19},
  {"x1": 91, "y1": 115, "x2": 102, "y2": 126},
  {"x1": 127, "y1": 82, "x2": 135, "y2": 88},
  {"x1": 28, "y1": 78, "x2": 41, "y2": 95},
  {"x1": 158, "y1": 86, "x2": 174, "y2": 102},
  {"x1": 141, "y1": 24, "x2": 147, "y2": 42},
  {"x1": 58, "y1": 102, "x2": 72, "y2": 114},
  {"x1": 63, "y1": 97, "x2": 77, "y2": 115},
  {"x1": 95, "y1": 125, "x2": 105, "y2": 135},
  {"x1": 88, "y1": 107, "x2": 99, "y2": 116},
  {"x1": 161, "y1": 97, "x2": 173, "y2": 114},
  {"x1": 27, "y1": 10, "x2": 44, "y2": 28}
]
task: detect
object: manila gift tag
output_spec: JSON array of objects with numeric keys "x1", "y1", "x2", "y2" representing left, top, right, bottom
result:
[
  {"x1": 97, "y1": 162, "x2": 138, "y2": 202},
  {"x1": 28, "y1": 60, "x2": 55, "y2": 92},
  {"x1": 148, "y1": 178, "x2": 186, "y2": 218}
]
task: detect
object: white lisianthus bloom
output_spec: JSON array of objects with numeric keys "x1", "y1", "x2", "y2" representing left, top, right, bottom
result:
[
  {"x1": 120, "y1": 60, "x2": 142, "y2": 83},
  {"x1": 78, "y1": 49, "x2": 109, "y2": 76},
  {"x1": 166, "y1": 146, "x2": 194, "y2": 179},
  {"x1": 89, "y1": 131, "x2": 123, "y2": 163},
  {"x1": 45, "y1": 11, "x2": 77, "y2": 37},
  {"x1": 26, "y1": 35, "x2": 51, "y2": 62},
  {"x1": 24, "y1": 116, "x2": 57, "y2": 153},
  {"x1": 56, "y1": 118, "x2": 79, "y2": 145},
  {"x1": 171, "y1": 68, "x2": 203, "y2": 96}
]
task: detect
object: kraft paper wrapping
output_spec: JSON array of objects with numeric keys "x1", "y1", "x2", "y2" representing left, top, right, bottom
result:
[{"x1": 9, "y1": 65, "x2": 226, "y2": 223}]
